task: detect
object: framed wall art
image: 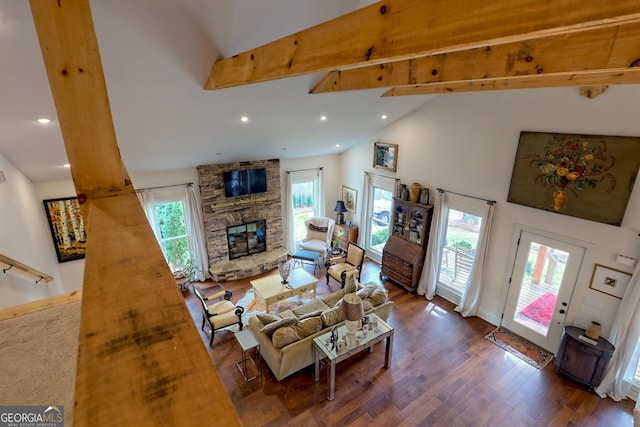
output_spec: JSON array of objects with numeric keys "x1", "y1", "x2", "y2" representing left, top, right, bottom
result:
[
  {"x1": 373, "y1": 142, "x2": 398, "y2": 172},
  {"x1": 589, "y1": 264, "x2": 632, "y2": 299},
  {"x1": 342, "y1": 186, "x2": 357, "y2": 213},
  {"x1": 43, "y1": 197, "x2": 87, "y2": 263},
  {"x1": 507, "y1": 131, "x2": 640, "y2": 226}
]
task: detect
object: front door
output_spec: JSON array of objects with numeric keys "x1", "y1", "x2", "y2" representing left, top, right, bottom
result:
[{"x1": 502, "y1": 230, "x2": 585, "y2": 352}]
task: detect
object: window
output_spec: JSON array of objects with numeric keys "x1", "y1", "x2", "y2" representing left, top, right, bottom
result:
[
  {"x1": 291, "y1": 181, "x2": 316, "y2": 245},
  {"x1": 155, "y1": 200, "x2": 190, "y2": 272},
  {"x1": 434, "y1": 195, "x2": 488, "y2": 304},
  {"x1": 286, "y1": 169, "x2": 324, "y2": 253}
]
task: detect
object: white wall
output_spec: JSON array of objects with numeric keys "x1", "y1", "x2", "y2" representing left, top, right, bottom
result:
[
  {"x1": 341, "y1": 86, "x2": 640, "y2": 339},
  {"x1": 21, "y1": 158, "x2": 342, "y2": 302},
  {"x1": 0, "y1": 153, "x2": 62, "y2": 309}
]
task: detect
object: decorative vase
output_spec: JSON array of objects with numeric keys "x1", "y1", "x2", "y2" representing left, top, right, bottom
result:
[
  {"x1": 398, "y1": 184, "x2": 407, "y2": 199},
  {"x1": 586, "y1": 321, "x2": 601, "y2": 340},
  {"x1": 409, "y1": 182, "x2": 421, "y2": 203},
  {"x1": 553, "y1": 190, "x2": 567, "y2": 211},
  {"x1": 278, "y1": 261, "x2": 291, "y2": 284},
  {"x1": 420, "y1": 187, "x2": 430, "y2": 204},
  {"x1": 401, "y1": 186, "x2": 409, "y2": 201}
]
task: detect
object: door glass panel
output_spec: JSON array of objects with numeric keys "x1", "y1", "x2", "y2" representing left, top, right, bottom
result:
[
  {"x1": 512, "y1": 242, "x2": 569, "y2": 337},
  {"x1": 437, "y1": 208, "x2": 482, "y2": 299},
  {"x1": 368, "y1": 188, "x2": 392, "y2": 256}
]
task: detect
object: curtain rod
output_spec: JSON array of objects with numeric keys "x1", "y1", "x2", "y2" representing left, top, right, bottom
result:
[
  {"x1": 286, "y1": 167, "x2": 323, "y2": 174},
  {"x1": 364, "y1": 171, "x2": 400, "y2": 181},
  {"x1": 437, "y1": 187, "x2": 496, "y2": 205},
  {"x1": 135, "y1": 182, "x2": 193, "y2": 192}
]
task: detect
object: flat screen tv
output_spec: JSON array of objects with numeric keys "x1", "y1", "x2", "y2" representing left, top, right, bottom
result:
[{"x1": 223, "y1": 168, "x2": 267, "y2": 197}]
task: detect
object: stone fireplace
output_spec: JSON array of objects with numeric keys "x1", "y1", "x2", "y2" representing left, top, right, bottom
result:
[{"x1": 198, "y1": 159, "x2": 287, "y2": 281}]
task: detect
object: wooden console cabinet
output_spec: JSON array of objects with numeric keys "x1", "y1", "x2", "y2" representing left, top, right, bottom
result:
[
  {"x1": 555, "y1": 326, "x2": 614, "y2": 390},
  {"x1": 333, "y1": 223, "x2": 358, "y2": 251},
  {"x1": 381, "y1": 198, "x2": 433, "y2": 292}
]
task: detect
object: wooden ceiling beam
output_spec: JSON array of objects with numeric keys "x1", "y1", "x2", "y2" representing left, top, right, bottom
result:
[
  {"x1": 205, "y1": 0, "x2": 640, "y2": 90},
  {"x1": 382, "y1": 68, "x2": 640, "y2": 96},
  {"x1": 311, "y1": 23, "x2": 640, "y2": 94},
  {"x1": 29, "y1": 1, "x2": 240, "y2": 425}
]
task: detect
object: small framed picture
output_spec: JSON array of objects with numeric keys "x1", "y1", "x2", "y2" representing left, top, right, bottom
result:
[
  {"x1": 589, "y1": 264, "x2": 632, "y2": 299},
  {"x1": 342, "y1": 186, "x2": 357, "y2": 213},
  {"x1": 373, "y1": 142, "x2": 398, "y2": 172}
]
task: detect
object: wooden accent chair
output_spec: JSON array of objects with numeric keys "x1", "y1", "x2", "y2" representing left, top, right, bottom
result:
[
  {"x1": 325, "y1": 242, "x2": 365, "y2": 288},
  {"x1": 193, "y1": 286, "x2": 244, "y2": 347}
]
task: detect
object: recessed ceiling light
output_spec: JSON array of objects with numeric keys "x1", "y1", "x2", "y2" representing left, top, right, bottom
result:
[
  {"x1": 62, "y1": 164, "x2": 71, "y2": 168},
  {"x1": 240, "y1": 116, "x2": 249, "y2": 123},
  {"x1": 381, "y1": 115, "x2": 388, "y2": 120},
  {"x1": 37, "y1": 118, "x2": 51, "y2": 124},
  {"x1": 320, "y1": 115, "x2": 327, "y2": 121},
  {"x1": 335, "y1": 144, "x2": 340, "y2": 148}
]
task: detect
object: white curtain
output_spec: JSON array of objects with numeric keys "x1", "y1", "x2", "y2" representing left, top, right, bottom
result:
[
  {"x1": 455, "y1": 201, "x2": 493, "y2": 317},
  {"x1": 595, "y1": 262, "x2": 640, "y2": 402},
  {"x1": 184, "y1": 185, "x2": 209, "y2": 282},
  {"x1": 136, "y1": 190, "x2": 161, "y2": 243},
  {"x1": 284, "y1": 172, "x2": 295, "y2": 254},
  {"x1": 417, "y1": 190, "x2": 445, "y2": 298},
  {"x1": 417, "y1": 190, "x2": 495, "y2": 317},
  {"x1": 359, "y1": 172, "x2": 373, "y2": 245}
]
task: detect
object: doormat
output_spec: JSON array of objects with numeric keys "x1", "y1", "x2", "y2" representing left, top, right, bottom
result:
[
  {"x1": 520, "y1": 292, "x2": 556, "y2": 327},
  {"x1": 485, "y1": 327, "x2": 554, "y2": 369}
]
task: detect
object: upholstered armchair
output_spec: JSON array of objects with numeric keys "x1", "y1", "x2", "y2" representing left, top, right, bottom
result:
[
  {"x1": 325, "y1": 242, "x2": 365, "y2": 288},
  {"x1": 300, "y1": 216, "x2": 335, "y2": 259},
  {"x1": 193, "y1": 286, "x2": 244, "y2": 347}
]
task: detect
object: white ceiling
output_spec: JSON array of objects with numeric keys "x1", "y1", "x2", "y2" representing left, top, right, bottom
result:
[{"x1": 0, "y1": 0, "x2": 434, "y2": 183}]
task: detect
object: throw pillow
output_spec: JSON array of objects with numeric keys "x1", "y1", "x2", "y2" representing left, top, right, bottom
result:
[
  {"x1": 292, "y1": 299, "x2": 329, "y2": 317},
  {"x1": 272, "y1": 317, "x2": 323, "y2": 349},
  {"x1": 299, "y1": 309, "x2": 324, "y2": 320},
  {"x1": 320, "y1": 306, "x2": 344, "y2": 327},
  {"x1": 256, "y1": 313, "x2": 281, "y2": 325},
  {"x1": 308, "y1": 223, "x2": 328, "y2": 233},
  {"x1": 343, "y1": 275, "x2": 358, "y2": 294},
  {"x1": 366, "y1": 287, "x2": 388, "y2": 307},
  {"x1": 320, "y1": 291, "x2": 345, "y2": 308},
  {"x1": 356, "y1": 286, "x2": 374, "y2": 300},
  {"x1": 260, "y1": 317, "x2": 298, "y2": 335}
]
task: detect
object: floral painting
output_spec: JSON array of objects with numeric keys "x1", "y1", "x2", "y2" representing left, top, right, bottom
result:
[
  {"x1": 507, "y1": 131, "x2": 640, "y2": 225},
  {"x1": 43, "y1": 197, "x2": 87, "y2": 262}
]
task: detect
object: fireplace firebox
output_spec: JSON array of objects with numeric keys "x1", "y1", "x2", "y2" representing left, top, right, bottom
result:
[{"x1": 227, "y1": 220, "x2": 266, "y2": 260}]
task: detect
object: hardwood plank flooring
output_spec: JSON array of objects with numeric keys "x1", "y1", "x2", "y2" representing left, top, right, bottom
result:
[{"x1": 183, "y1": 259, "x2": 634, "y2": 426}]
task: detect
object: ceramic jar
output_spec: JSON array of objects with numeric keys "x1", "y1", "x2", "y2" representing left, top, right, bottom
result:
[
  {"x1": 409, "y1": 182, "x2": 421, "y2": 203},
  {"x1": 420, "y1": 187, "x2": 430, "y2": 204},
  {"x1": 400, "y1": 185, "x2": 409, "y2": 201},
  {"x1": 586, "y1": 321, "x2": 601, "y2": 340}
]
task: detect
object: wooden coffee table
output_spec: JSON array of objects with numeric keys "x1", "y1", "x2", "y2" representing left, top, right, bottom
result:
[{"x1": 250, "y1": 268, "x2": 318, "y2": 313}]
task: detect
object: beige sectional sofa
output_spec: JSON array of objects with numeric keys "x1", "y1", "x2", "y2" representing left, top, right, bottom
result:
[{"x1": 247, "y1": 281, "x2": 393, "y2": 381}]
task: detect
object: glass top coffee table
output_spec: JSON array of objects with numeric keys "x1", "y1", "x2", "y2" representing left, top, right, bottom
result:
[
  {"x1": 250, "y1": 268, "x2": 318, "y2": 313},
  {"x1": 313, "y1": 313, "x2": 394, "y2": 400}
]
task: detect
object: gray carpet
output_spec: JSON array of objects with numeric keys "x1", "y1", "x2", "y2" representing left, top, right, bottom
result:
[{"x1": 0, "y1": 300, "x2": 80, "y2": 425}]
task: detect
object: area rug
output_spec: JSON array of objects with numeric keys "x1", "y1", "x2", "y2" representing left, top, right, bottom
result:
[
  {"x1": 520, "y1": 292, "x2": 556, "y2": 326},
  {"x1": 485, "y1": 327, "x2": 554, "y2": 369}
]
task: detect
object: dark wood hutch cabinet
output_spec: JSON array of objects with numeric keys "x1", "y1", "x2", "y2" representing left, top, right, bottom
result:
[{"x1": 381, "y1": 198, "x2": 433, "y2": 292}]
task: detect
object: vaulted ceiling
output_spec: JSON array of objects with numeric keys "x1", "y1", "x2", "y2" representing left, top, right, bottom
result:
[{"x1": 3, "y1": 0, "x2": 639, "y2": 183}]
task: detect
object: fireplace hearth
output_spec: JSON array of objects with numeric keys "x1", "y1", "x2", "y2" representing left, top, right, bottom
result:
[{"x1": 227, "y1": 220, "x2": 266, "y2": 260}]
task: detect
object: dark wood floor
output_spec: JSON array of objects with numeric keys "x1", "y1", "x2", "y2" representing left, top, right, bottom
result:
[{"x1": 184, "y1": 259, "x2": 634, "y2": 427}]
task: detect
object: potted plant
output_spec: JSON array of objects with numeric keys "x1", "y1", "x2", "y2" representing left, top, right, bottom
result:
[{"x1": 169, "y1": 256, "x2": 200, "y2": 291}]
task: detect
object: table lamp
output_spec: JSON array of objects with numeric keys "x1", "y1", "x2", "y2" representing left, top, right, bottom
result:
[
  {"x1": 334, "y1": 200, "x2": 347, "y2": 224},
  {"x1": 340, "y1": 293, "x2": 364, "y2": 335}
]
